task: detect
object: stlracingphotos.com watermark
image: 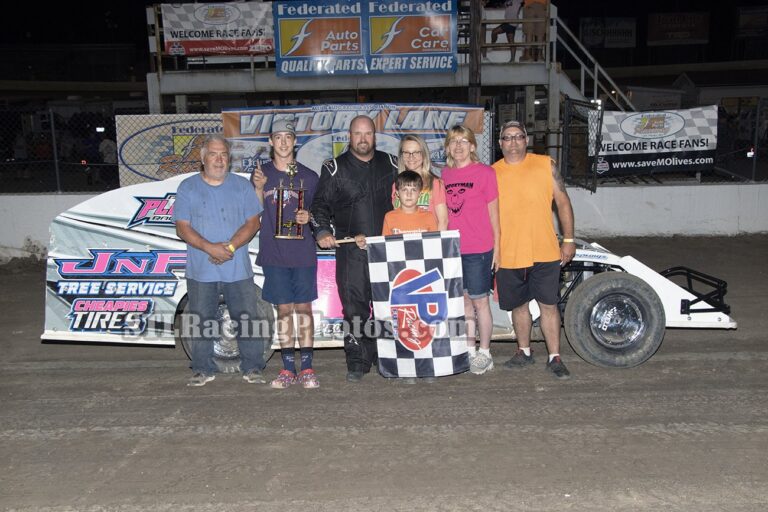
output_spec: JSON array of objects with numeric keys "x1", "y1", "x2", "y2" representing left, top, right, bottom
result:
[{"x1": 113, "y1": 310, "x2": 468, "y2": 343}]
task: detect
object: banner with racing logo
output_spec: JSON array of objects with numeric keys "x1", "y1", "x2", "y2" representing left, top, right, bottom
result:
[
  {"x1": 595, "y1": 105, "x2": 717, "y2": 175},
  {"x1": 161, "y1": 3, "x2": 274, "y2": 56},
  {"x1": 273, "y1": 0, "x2": 457, "y2": 76},
  {"x1": 222, "y1": 103, "x2": 487, "y2": 175},
  {"x1": 367, "y1": 231, "x2": 469, "y2": 378},
  {"x1": 116, "y1": 114, "x2": 222, "y2": 186}
]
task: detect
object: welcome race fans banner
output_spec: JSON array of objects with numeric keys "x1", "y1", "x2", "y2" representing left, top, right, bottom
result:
[
  {"x1": 273, "y1": 0, "x2": 457, "y2": 76},
  {"x1": 222, "y1": 103, "x2": 485, "y2": 175},
  {"x1": 161, "y1": 3, "x2": 274, "y2": 56},
  {"x1": 595, "y1": 105, "x2": 717, "y2": 175}
]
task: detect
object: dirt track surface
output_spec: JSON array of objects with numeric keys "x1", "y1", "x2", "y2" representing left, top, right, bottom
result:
[{"x1": 2, "y1": 237, "x2": 767, "y2": 511}]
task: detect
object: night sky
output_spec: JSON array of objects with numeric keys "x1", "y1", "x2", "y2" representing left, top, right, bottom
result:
[{"x1": 1, "y1": 0, "x2": 761, "y2": 62}]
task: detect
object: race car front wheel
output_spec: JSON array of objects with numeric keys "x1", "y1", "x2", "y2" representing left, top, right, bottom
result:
[
  {"x1": 564, "y1": 272, "x2": 665, "y2": 368},
  {"x1": 175, "y1": 287, "x2": 275, "y2": 373}
]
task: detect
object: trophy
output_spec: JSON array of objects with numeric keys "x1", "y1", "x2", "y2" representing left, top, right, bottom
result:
[{"x1": 274, "y1": 162, "x2": 305, "y2": 239}]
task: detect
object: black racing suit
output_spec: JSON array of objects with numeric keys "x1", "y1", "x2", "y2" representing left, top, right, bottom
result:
[{"x1": 311, "y1": 150, "x2": 398, "y2": 373}]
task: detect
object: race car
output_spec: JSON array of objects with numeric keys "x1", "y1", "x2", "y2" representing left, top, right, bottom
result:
[{"x1": 42, "y1": 172, "x2": 737, "y2": 370}]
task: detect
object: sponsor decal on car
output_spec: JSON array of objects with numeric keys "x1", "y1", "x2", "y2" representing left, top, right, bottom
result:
[{"x1": 53, "y1": 250, "x2": 185, "y2": 335}]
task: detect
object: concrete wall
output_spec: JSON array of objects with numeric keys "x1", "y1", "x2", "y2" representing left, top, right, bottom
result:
[
  {"x1": 1, "y1": 183, "x2": 766, "y2": 262},
  {"x1": 0, "y1": 193, "x2": 97, "y2": 261},
  {"x1": 569, "y1": 183, "x2": 768, "y2": 237}
]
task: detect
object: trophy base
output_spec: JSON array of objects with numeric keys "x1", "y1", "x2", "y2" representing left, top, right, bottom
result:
[{"x1": 274, "y1": 235, "x2": 305, "y2": 240}]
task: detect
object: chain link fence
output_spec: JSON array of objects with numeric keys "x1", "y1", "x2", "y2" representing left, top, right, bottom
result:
[
  {"x1": 3, "y1": 102, "x2": 767, "y2": 194},
  {"x1": 562, "y1": 98, "x2": 603, "y2": 192},
  {"x1": 115, "y1": 113, "x2": 220, "y2": 188},
  {"x1": 0, "y1": 108, "x2": 118, "y2": 193},
  {"x1": 714, "y1": 98, "x2": 768, "y2": 182}
]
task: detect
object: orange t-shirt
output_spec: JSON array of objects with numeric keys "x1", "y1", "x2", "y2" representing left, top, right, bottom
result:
[
  {"x1": 492, "y1": 153, "x2": 560, "y2": 268},
  {"x1": 382, "y1": 209, "x2": 438, "y2": 236}
]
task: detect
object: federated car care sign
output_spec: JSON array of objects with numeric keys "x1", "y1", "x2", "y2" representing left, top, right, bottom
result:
[
  {"x1": 273, "y1": 0, "x2": 457, "y2": 76},
  {"x1": 222, "y1": 103, "x2": 485, "y2": 175},
  {"x1": 595, "y1": 105, "x2": 717, "y2": 175}
]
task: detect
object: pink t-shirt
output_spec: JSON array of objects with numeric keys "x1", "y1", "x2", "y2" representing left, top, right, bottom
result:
[{"x1": 441, "y1": 162, "x2": 499, "y2": 254}]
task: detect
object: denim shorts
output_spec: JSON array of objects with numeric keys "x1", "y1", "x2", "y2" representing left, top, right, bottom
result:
[
  {"x1": 461, "y1": 250, "x2": 494, "y2": 299},
  {"x1": 262, "y1": 265, "x2": 318, "y2": 305}
]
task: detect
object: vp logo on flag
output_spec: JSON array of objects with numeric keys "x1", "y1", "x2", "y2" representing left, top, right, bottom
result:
[{"x1": 389, "y1": 268, "x2": 448, "y2": 352}]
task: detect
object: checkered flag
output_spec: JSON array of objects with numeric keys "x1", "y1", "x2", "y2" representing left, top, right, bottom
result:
[{"x1": 367, "y1": 230, "x2": 468, "y2": 378}]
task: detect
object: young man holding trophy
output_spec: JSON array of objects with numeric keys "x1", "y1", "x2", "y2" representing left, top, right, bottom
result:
[{"x1": 251, "y1": 119, "x2": 321, "y2": 389}]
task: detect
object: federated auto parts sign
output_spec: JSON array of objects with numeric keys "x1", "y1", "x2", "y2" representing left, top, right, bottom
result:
[{"x1": 273, "y1": 0, "x2": 458, "y2": 76}]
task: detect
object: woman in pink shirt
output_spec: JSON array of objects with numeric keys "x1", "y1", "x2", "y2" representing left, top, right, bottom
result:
[
  {"x1": 392, "y1": 134, "x2": 448, "y2": 230},
  {"x1": 441, "y1": 125, "x2": 500, "y2": 376}
]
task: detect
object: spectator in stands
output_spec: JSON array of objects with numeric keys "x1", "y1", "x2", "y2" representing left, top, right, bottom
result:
[
  {"x1": 491, "y1": 0, "x2": 523, "y2": 62},
  {"x1": 99, "y1": 133, "x2": 118, "y2": 187},
  {"x1": 522, "y1": 0, "x2": 548, "y2": 61}
]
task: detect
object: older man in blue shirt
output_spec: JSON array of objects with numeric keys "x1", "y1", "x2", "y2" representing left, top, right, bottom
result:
[{"x1": 174, "y1": 134, "x2": 267, "y2": 386}]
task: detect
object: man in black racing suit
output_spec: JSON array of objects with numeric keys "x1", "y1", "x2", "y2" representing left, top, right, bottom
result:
[{"x1": 311, "y1": 115, "x2": 398, "y2": 383}]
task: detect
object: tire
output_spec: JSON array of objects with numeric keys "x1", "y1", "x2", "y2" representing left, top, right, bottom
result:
[
  {"x1": 564, "y1": 272, "x2": 665, "y2": 368},
  {"x1": 176, "y1": 286, "x2": 275, "y2": 373}
]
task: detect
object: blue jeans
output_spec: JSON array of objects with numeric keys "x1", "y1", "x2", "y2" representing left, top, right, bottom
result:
[{"x1": 185, "y1": 278, "x2": 268, "y2": 375}]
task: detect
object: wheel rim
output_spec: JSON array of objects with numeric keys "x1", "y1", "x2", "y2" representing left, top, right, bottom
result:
[
  {"x1": 588, "y1": 293, "x2": 646, "y2": 349},
  {"x1": 213, "y1": 304, "x2": 240, "y2": 359}
]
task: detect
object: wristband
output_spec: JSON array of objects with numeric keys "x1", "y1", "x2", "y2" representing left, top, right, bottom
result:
[
  {"x1": 227, "y1": 243, "x2": 236, "y2": 253},
  {"x1": 562, "y1": 238, "x2": 574, "y2": 243}
]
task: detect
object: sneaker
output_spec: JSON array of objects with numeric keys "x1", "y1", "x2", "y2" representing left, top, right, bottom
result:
[
  {"x1": 187, "y1": 373, "x2": 215, "y2": 387},
  {"x1": 243, "y1": 369, "x2": 266, "y2": 384},
  {"x1": 297, "y1": 369, "x2": 320, "y2": 389},
  {"x1": 422, "y1": 376, "x2": 438, "y2": 384},
  {"x1": 546, "y1": 356, "x2": 571, "y2": 380},
  {"x1": 470, "y1": 352, "x2": 494, "y2": 375},
  {"x1": 503, "y1": 349, "x2": 535, "y2": 369},
  {"x1": 467, "y1": 348, "x2": 477, "y2": 363},
  {"x1": 270, "y1": 369, "x2": 296, "y2": 388},
  {"x1": 346, "y1": 371, "x2": 364, "y2": 383},
  {"x1": 400, "y1": 377, "x2": 417, "y2": 385}
]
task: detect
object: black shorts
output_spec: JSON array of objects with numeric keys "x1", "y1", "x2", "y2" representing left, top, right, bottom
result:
[
  {"x1": 498, "y1": 23, "x2": 516, "y2": 35},
  {"x1": 496, "y1": 261, "x2": 560, "y2": 310}
]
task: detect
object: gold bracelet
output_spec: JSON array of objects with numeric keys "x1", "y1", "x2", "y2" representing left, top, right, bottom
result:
[
  {"x1": 562, "y1": 238, "x2": 574, "y2": 243},
  {"x1": 227, "y1": 243, "x2": 236, "y2": 253}
]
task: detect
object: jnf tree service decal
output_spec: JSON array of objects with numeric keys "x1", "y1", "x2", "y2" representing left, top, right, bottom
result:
[
  {"x1": 595, "y1": 105, "x2": 718, "y2": 175},
  {"x1": 53, "y1": 250, "x2": 185, "y2": 334}
]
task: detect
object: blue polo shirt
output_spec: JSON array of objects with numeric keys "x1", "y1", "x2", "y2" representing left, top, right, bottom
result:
[{"x1": 174, "y1": 172, "x2": 262, "y2": 283}]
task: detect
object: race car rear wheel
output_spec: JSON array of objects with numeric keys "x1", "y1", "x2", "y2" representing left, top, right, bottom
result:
[
  {"x1": 176, "y1": 287, "x2": 275, "y2": 373},
  {"x1": 564, "y1": 272, "x2": 665, "y2": 368}
]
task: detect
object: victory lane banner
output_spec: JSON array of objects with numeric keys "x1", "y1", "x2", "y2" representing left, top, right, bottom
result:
[
  {"x1": 161, "y1": 2, "x2": 274, "y2": 56},
  {"x1": 595, "y1": 105, "x2": 717, "y2": 175},
  {"x1": 367, "y1": 231, "x2": 469, "y2": 378},
  {"x1": 222, "y1": 103, "x2": 485, "y2": 175},
  {"x1": 273, "y1": 0, "x2": 457, "y2": 76}
]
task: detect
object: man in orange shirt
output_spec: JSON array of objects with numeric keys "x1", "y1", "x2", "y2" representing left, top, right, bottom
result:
[{"x1": 492, "y1": 120, "x2": 574, "y2": 379}]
